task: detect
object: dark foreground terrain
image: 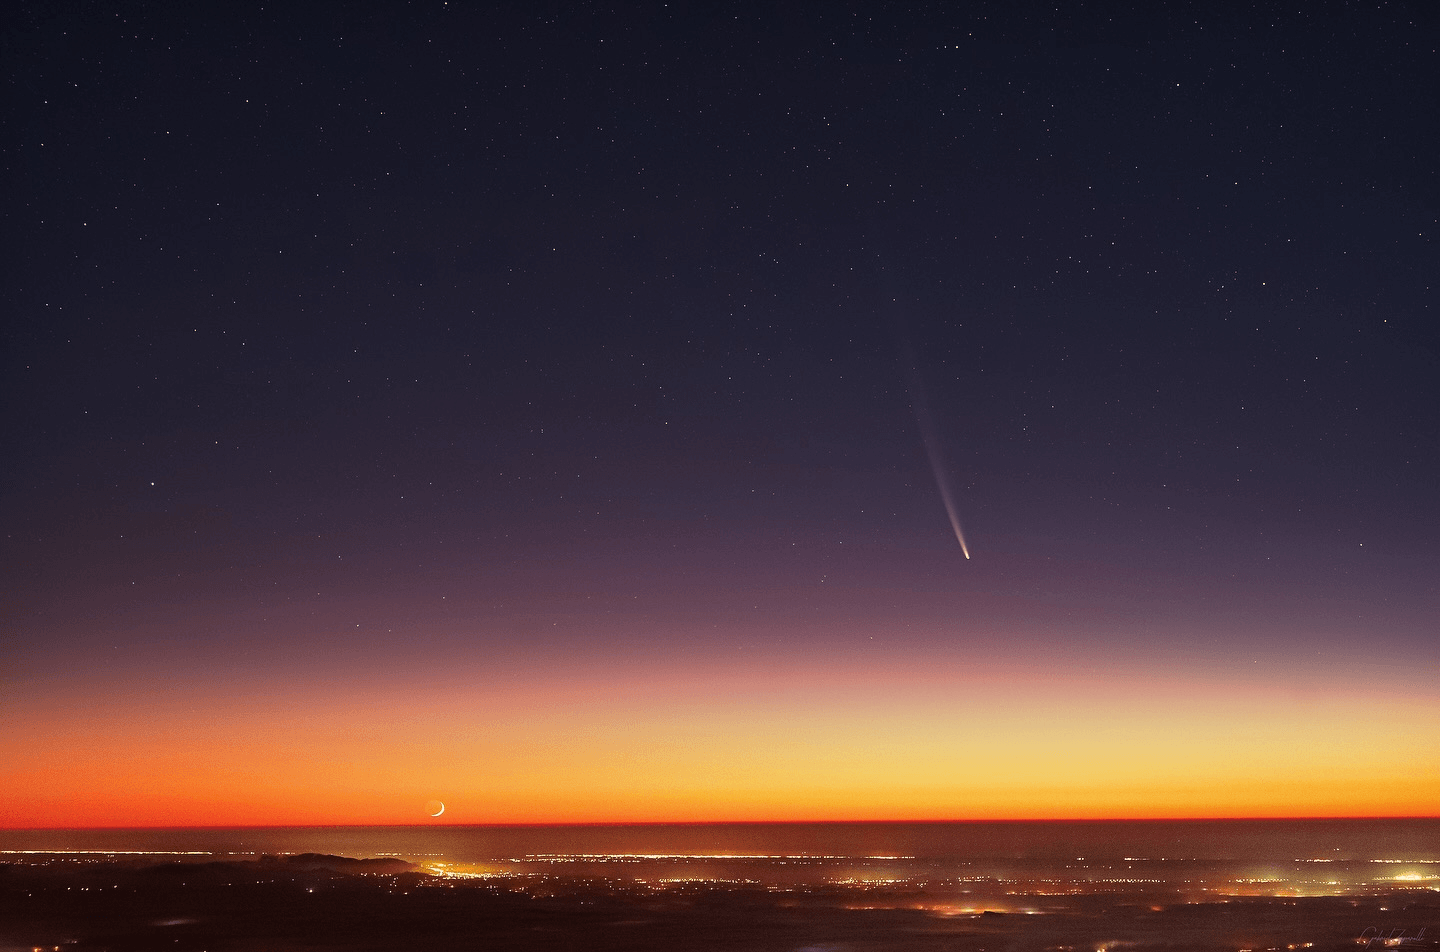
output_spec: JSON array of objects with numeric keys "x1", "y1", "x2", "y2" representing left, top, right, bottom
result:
[{"x1": 2, "y1": 855, "x2": 1437, "y2": 952}]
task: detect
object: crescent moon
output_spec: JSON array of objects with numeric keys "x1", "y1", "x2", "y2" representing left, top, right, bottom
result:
[{"x1": 425, "y1": 800, "x2": 445, "y2": 817}]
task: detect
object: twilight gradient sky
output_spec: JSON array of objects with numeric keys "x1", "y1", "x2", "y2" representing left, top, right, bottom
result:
[{"x1": 3, "y1": 3, "x2": 1438, "y2": 827}]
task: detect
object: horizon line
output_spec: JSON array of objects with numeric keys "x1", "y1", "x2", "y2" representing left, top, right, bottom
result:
[{"x1": 5, "y1": 814, "x2": 1439, "y2": 832}]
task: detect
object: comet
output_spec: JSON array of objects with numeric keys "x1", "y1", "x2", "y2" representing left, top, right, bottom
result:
[{"x1": 905, "y1": 343, "x2": 971, "y2": 559}]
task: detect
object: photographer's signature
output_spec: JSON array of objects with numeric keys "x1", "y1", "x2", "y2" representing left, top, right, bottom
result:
[{"x1": 1360, "y1": 926, "x2": 1428, "y2": 949}]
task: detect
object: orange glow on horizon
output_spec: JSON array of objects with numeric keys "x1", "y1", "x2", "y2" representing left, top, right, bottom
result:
[{"x1": 4, "y1": 649, "x2": 1437, "y2": 828}]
